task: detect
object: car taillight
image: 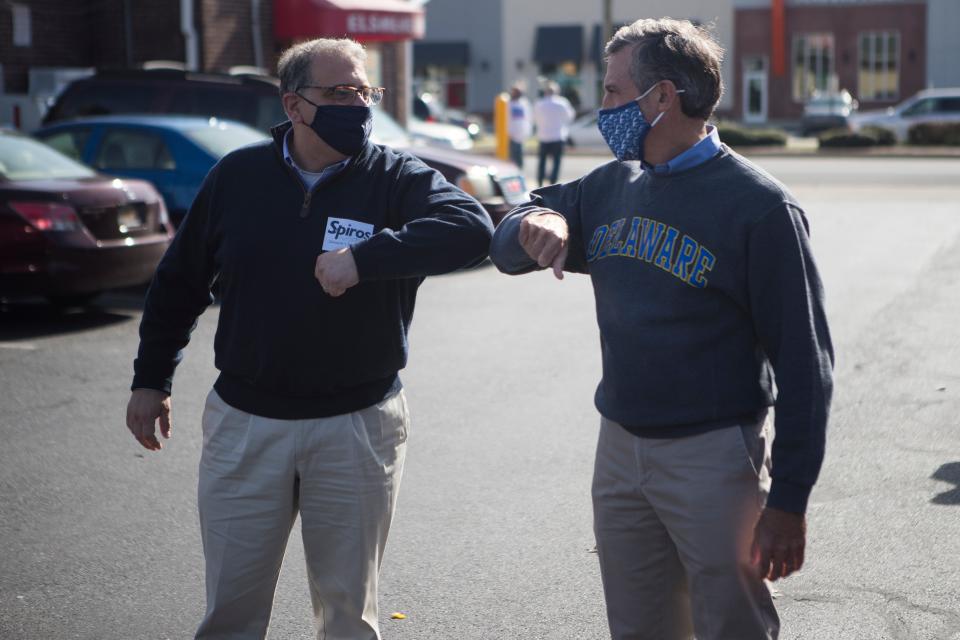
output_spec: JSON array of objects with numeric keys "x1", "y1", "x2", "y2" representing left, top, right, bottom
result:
[{"x1": 8, "y1": 201, "x2": 83, "y2": 232}]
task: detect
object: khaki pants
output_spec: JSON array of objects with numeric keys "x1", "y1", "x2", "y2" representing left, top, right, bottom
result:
[
  {"x1": 592, "y1": 416, "x2": 779, "y2": 640},
  {"x1": 195, "y1": 389, "x2": 408, "y2": 640}
]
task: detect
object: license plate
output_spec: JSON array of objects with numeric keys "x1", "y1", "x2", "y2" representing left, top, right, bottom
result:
[
  {"x1": 117, "y1": 206, "x2": 143, "y2": 230},
  {"x1": 500, "y1": 176, "x2": 527, "y2": 202}
]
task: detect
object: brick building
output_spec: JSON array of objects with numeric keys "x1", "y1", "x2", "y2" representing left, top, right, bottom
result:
[{"x1": 733, "y1": 0, "x2": 928, "y2": 123}]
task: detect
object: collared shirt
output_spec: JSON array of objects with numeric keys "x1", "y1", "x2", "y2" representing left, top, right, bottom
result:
[
  {"x1": 283, "y1": 128, "x2": 349, "y2": 190},
  {"x1": 643, "y1": 125, "x2": 722, "y2": 175},
  {"x1": 533, "y1": 95, "x2": 576, "y2": 143}
]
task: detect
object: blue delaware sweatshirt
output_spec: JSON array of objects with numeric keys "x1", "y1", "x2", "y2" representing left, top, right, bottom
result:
[
  {"x1": 132, "y1": 122, "x2": 494, "y2": 419},
  {"x1": 489, "y1": 146, "x2": 834, "y2": 514}
]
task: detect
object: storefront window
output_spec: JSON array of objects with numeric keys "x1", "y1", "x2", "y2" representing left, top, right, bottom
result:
[
  {"x1": 413, "y1": 64, "x2": 468, "y2": 109},
  {"x1": 858, "y1": 31, "x2": 899, "y2": 102},
  {"x1": 792, "y1": 33, "x2": 835, "y2": 102}
]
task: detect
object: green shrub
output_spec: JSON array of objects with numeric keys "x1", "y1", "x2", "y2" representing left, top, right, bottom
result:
[
  {"x1": 818, "y1": 126, "x2": 895, "y2": 148},
  {"x1": 862, "y1": 126, "x2": 897, "y2": 145},
  {"x1": 908, "y1": 122, "x2": 960, "y2": 146},
  {"x1": 716, "y1": 124, "x2": 787, "y2": 147}
]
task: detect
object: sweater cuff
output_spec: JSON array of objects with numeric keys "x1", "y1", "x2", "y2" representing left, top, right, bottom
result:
[
  {"x1": 131, "y1": 371, "x2": 173, "y2": 395},
  {"x1": 766, "y1": 479, "x2": 812, "y2": 514},
  {"x1": 350, "y1": 233, "x2": 391, "y2": 282}
]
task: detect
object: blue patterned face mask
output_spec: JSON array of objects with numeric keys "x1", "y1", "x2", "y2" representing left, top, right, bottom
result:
[{"x1": 597, "y1": 83, "x2": 684, "y2": 161}]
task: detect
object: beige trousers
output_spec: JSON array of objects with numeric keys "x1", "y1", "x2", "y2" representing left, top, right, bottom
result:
[
  {"x1": 592, "y1": 415, "x2": 779, "y2": 640},
  {"x1": 195, "y1": 389, "x2": 408, "y2": 640}
]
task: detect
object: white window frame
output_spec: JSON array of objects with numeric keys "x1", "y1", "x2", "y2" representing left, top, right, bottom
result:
[
  {"x1": 858, "y1": 31, "x2": 900, "y2": 102},
  {"x1": 792, "y1": 33, "x2": 835, "y2": 102}
]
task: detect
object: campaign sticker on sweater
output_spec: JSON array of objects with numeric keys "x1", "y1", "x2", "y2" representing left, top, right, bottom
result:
[{"x1": 322, "y1": 217, "x2": 375, "y2": 251}]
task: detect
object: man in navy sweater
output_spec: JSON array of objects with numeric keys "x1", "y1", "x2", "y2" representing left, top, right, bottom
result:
[
  {"x1": 490, "y1": 19, "x2": 833, "y2": 640},
  {"x1": 125, "y1": 38, "x2": 492, "y2": 639}
]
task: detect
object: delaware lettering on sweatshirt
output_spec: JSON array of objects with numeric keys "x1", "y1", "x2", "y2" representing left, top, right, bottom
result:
[{"x1": 586, "y1": 216, "x2": 716, "y2": 288}]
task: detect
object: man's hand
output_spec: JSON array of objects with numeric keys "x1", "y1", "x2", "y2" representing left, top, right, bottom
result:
[
  {"x1": 519, "y1": 211, "x2": 569, "y2": 280},
  {"x1": 315, "y1": 247, "x2": 360, "y2": 297},
  {"x1": 751, "y1": 507, "x2": 807, "y2": 581},
  {"x1": 126, "y1": 388, "x2": 172, "y2": 451}
]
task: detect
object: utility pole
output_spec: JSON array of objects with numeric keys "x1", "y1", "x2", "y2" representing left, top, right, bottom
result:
[
  {"x1": 602, "y1": 0, "x2": 613, "y2": 55},
  {"x1": 599, "y1": 0, "x2": 612, "y2": 106}
]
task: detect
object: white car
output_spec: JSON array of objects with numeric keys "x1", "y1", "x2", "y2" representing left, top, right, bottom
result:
[
  {"x1": 406, "y1": 116, "x2": 474, "y2": 151},
  {"x1": 567, "y1": 112, "x2": 608, "y2": 150},
  {"x1": 849, "y1": 88, "x2": 960, "y2": 142}
]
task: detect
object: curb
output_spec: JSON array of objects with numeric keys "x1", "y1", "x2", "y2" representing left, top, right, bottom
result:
[
  {"x1": 726, "y1": 146, "x2": 960, "y2": 160},
  {"x1": 468, "y1": 142, "x2": 960, "y2": 160}
]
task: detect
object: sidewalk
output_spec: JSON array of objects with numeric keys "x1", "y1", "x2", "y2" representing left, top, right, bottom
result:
[{"x1": 469, "y1": 134, "x2": 960, "y2": 159}]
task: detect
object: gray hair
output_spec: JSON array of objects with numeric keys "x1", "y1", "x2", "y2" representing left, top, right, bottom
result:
[
  {"x1": 605, "y1": 18, "x2": 724, "y2": 120},
  {"x1": 277, "y1": 38, "x2": 367, "y2": 94}
]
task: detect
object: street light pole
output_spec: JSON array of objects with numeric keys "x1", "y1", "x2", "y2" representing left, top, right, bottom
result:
[
  {"x1": 603, "y1": 0, "x2": 612, "y2": 54},
  {"x1": 599, "y1": 0, "x2": 612, "y2": 105}
]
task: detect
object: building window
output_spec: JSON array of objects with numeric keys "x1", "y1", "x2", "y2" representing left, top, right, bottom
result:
[
  {"x1": 792, "y1": 33, "x2": 835, "y2": 102},
  {"x1": 859, "y1": 31, "x2": 899, "y2": 102},
  {"x1": 413, "y1": 64, "x2": 468, "y2": 109},
  {"x1": 12, "y1": 4, "x2": 31, "y2": 47},
  {"x1": 413, "y1": 42, "x2": 469, "y2": 109}
]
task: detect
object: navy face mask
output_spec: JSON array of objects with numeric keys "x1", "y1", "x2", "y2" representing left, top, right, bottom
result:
[{"x1": 298, "y1": 95, "x2": 372, "y2": 156}]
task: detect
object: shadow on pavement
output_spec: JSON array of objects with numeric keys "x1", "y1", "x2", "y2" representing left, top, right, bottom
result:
[
  {"x1": 0, "y1": 288, "x2": 145, "y2": 340},
  {"x1": 96, "y1": 283, "x2": 151, "y2": 311},
  {"x1": 931, "y1": 461, "x2": 960, "y2": 505}
]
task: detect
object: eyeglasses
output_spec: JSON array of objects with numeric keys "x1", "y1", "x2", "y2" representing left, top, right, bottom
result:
[{"x1": 298, "y1": 84, "x2": 386, "y2": 106}]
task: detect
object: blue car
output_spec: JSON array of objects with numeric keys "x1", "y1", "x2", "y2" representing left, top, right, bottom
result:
[{"x1": 34, "y1": 115, "x2": 268, "y2": 227}]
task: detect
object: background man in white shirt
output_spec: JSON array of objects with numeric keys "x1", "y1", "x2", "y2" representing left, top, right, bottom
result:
[{"x1": 533, "y1": 81, "x2": 576, "y2": 187}]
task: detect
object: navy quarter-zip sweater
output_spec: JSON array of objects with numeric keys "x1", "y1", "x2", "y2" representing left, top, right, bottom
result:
[
  {"x1": 132, "y1": 122, "x2": 493, "y2": 418},
  {"x1": 490, "y1": 146, "x2": 834, "y2": 514}
]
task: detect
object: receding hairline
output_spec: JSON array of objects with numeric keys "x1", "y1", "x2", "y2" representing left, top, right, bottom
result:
[{"x1": 277, "y1": 37, "x2": 368, "y2": 93}]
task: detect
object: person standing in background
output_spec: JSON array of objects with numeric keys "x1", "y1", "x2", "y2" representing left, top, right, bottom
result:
[
  {"x1": 507, "y1": 82, "x2": 532, "y2": 169},
  {"x1": 533, "y1": 81, "x2": 575, "y2": 187}
]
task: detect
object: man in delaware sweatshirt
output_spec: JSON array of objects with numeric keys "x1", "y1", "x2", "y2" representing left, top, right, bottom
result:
[
  {"x1": 490, "y1": 19, "x2": 833, "y2": 640},
  {"x1": 125, "y1": 38, "x2": 493, "y2": 639}
]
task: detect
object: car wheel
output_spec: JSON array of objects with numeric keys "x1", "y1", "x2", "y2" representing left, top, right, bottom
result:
[{"x1": 47, "y1": 292, "x2": 101, "y2": 308}]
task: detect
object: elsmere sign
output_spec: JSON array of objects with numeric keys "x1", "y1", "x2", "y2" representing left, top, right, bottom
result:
[
  {"x1": 274, "y1": 0, "x2": 426, "y2": 42},
  {"x1": 346, "y1": 12, "x2": 422, "y2": 38}
]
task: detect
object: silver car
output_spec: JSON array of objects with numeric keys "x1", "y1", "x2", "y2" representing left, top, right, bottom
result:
[{"x1": 849, "y1": 88, "x2": 960, "y2": 142}]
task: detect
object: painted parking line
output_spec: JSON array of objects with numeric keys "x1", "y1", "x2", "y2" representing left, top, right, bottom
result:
[{"x1": 0, "y1": 342, "x2": 37, "y2": 350}]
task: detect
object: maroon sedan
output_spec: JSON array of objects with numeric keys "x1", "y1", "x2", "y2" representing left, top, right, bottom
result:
[{"x1": 0, "y1": 130, "x2": 172, "y2": 306}]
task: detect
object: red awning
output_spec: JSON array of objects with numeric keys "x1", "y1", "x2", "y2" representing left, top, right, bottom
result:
[{"x1": 274, "y1": 0, "x2": 425, "y2": 43}]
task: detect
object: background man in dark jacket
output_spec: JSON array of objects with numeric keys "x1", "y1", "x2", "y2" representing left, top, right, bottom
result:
[
  {"x1": 125, "y1": 37, "x2": 492, "y2": 640},
  {"x1": 490, "y1": 18, "x2": 833, "y2": 640}
]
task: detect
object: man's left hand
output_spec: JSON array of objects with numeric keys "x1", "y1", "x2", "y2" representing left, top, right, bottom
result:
[
  {"x1": 751, "y1": 507, "x2": 807, "y2": 581},
  {"x1": 315, "y1": 247, "x2": 359, "y2": 297}
]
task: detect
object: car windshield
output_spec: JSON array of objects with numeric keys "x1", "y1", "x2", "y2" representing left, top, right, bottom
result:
[
  {"x1": 807, "y1": 94, "x2": 849, "y2": 107},
  {"x1": 370, "y1": 108, "x2": 412, "y2": 147},
  {"x1": 184, "y1": 121, "x2": 269, "y2": 158},
  {"x1": 0, "y1": 134, "x2": 96, "y2": 181}
]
